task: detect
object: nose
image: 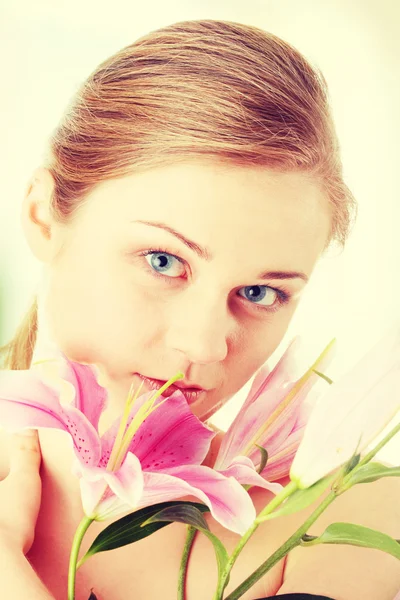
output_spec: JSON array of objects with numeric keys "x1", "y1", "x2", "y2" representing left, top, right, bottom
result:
[{"x1": 164, "y1": 288, "x2": 233, "y2": 365}]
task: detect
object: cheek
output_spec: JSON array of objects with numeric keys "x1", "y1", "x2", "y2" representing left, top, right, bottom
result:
[
  {"x1": 238, "y1": 312, "x2": 291, "y2": 361},
  {"x1": 44, "y1": 267, "x2": 107, "y2": 363},
  {"x1": 220, "y1": 313, "x2": 294, "y2": 394},
  {"x1": 192, "y1": 326, "x2": 285, "y2": 421},
  {"x1": 41, "y1": 235, "x2": 158, "y2": 369}
]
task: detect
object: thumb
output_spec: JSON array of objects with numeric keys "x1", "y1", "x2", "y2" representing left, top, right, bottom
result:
[
  {"x1": 8, "y1": 429, "x2": 42, "y2": 475},
  {"x1": 2, "y1": 429, "x2": 43, "y2": 555}
]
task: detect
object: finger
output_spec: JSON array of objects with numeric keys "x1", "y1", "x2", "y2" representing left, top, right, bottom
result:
[{"x1": 8, "y1": 429, "x2": 42, "y2": 476}]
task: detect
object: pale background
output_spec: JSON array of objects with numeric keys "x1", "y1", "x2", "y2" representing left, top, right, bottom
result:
[{"x1": 0, "y1": 1, "x2": 399, "y2": 464}]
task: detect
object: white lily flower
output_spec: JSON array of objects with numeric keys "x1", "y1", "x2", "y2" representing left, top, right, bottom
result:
[{"x1": 290, "y1": 325, "x2": 400, "y2": 489}]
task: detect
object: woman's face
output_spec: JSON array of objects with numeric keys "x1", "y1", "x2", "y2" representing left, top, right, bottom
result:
[{"x1": 32, "y1": 161, "x2": 331, "y2": 427}]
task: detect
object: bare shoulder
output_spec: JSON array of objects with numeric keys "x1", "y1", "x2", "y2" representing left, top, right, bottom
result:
[{"x1": 275, "y1": 475, "x2": 400, "y2": 599}]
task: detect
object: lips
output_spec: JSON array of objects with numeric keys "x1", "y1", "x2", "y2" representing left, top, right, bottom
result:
[{"x1": 136, "y1": 373, "x2": 205, "y2": 404}]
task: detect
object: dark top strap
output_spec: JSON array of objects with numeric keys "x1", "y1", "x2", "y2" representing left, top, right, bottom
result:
[{"x1": 254, "y1": 594, "x2": 336, "y2": 599}]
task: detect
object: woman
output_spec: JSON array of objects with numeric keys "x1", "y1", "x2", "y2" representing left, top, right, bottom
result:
[{"x1": 0, "y1": 18, "x2": 399, "y2": 600}]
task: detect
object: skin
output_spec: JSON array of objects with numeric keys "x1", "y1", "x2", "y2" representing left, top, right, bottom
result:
[
  {"x1": 23, "y1": 160, "x2": 331, "y2": 436},
  {"x1": 14, "y1": 159, "x2": 332, "y2": 598},
  {"x1": 15, "y1": 161, "x2": 400, "y2": 599}
]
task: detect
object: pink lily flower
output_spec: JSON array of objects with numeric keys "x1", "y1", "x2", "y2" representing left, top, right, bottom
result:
[
  {"x1": 213, "y1": 337, "x2": 336, "y2": 489},
  {"x1": 0, "y1": 348, "x2": 256, "y2": 535},
  {"x1": 290, "y1": 326, "x2": 400, "y2": 488}
]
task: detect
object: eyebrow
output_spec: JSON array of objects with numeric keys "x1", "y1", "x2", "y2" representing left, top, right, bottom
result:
[{"x1": 131, "y1": 219, "x2": 309, "y2": 283}]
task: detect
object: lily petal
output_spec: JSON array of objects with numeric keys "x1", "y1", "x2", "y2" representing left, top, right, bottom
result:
[
  {"x1": 55, "y1": 357, "x2": 108, "y2": 433},
  {"x1": 75, "y1": 452, "x2": 144, "y2": 519},
  {"x1": 103, "y1": 452, "x2": 144, "y2": 507},
  {"x1": 0, "y1": 369, "x2": 101, "y2": 466},
  {"x1": 78, "y1": 469, "x2": 133, "y2": 520},
  {"x1": 244, "y1": 337, "x2": 302, "y2": 412},
  {"x1": 3, "y1": 299, "x2": 256, "y2": 532},
  {"x1": 247, "y1": 386, "x2": 320, "y2": 473},
  {"x1": 215, "y1": 337, "x2": 335, "y2": 474},
  {"x1": 217, "y1": 456, "x2": 283, "y2": 495},
  {"x1": 139, "y1": 465, "x2": 256, "y2": 534},
  {"x1": 32, "y1": 347, "x2": 108, "y2": 433},
  {"x1": 77, "y1": 467, "x2": 115, "y2": 517},
  {"x1": 260, "y1": 431, "x2": 304, "y2": 482},
  {"x1": 100, "y1": 391, "x2": 215, "y2": 469},
  {"x1": 215, "y1": 337, "x2": 302, "y2": 468},
  {"x1": 290, "y1": 326, "x2": 400, "y2": 488}
]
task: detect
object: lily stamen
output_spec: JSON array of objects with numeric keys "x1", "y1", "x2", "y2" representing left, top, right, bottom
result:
[
  {"x1": 109, "y1": 372, "x2": 184, "y2": 472},
  {"x1": 106, "y1": 379, "x2": 145, "y2": 472},
  {"x1": 242, "y1": 339, "x2": 335, "y2": 457}
]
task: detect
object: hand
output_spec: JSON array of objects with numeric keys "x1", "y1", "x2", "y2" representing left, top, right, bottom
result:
[{"x1": 0, "y1": 429, "x2": 42, "y2": 555}]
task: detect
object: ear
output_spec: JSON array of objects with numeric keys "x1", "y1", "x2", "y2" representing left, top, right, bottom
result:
[{"x1": 21, "y1": 166, "x2": 57, "y2": 263}]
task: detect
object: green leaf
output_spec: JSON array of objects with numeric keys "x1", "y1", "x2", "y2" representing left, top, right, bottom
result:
[
  {"x1": 196, "y1": 527, "x2": 229, "y2": 579},
  {"x1": 344, "y1": 462, "x2": 400, "y2": 486},
  {"x1": 142, "y1": 504, "x2": 210, "y2": 531},
  {"x1": 300, "y1": 522, "x2": 400, "y2": 560},
  {"x1": 343, "y1": 453, "x2": 361, "y2": 475},
  {"x1": 331, "y1": 440, "x2": 362, "y2": 493},
  {"x1": 258, "y1": 471, "x2": 337, "y2": 522},
  {"x1": 79, "y1": 501, "x2": 209, "y2": 566},
  {"x1": 301, "y1": 533, "x2": 318, "y2": 543},
  {"x1": 145, "y1": 504, "x2": 229, "y2": 579}
]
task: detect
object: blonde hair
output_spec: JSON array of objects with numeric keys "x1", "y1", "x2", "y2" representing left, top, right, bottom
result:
[{"x1": 1, "y1": 18, "x2": 357, "y2": 371}]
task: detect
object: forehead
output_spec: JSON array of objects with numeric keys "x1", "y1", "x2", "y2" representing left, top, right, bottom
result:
[{"x1": 78, "y1": 161, "x2": 332, "y2": 275}]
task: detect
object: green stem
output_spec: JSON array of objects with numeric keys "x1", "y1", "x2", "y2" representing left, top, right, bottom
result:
[
  {"x1": 257, "y1": 480, "x2": 299, "y2": 520},
  {"x1": 177, "y1": 526, "x2": 197, "y2": 600},
  {"x1": 214, "y1": 481, "x2": 298, "y2": 599},
  {"x1": 68, "y1": 516, "x2": 94, "y2": 600},
  {"x1": 220, "y1": 418, "x2": 400, "y2": 600},
  {"x1": 224, "y1": 490, "x2": 337, "y2": 600},
  {"x1": 356, "y1": 420, "x2": 400, "y2": 470}
]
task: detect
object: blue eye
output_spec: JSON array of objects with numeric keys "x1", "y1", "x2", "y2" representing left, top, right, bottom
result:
[
  {"x1": 237, "y1": 285, "x2": 279, "y2": 308},
  {"x1": 142, "y1": 249, "x2": 185, "y2": 277},
  {"x1": 139, "y1": 248, "x2": 291, "y2": 313}
]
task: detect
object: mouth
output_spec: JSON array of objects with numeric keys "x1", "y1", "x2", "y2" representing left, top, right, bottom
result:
[{"x1": 134, "y1": 373, "x2": 206, "y2": 404}]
